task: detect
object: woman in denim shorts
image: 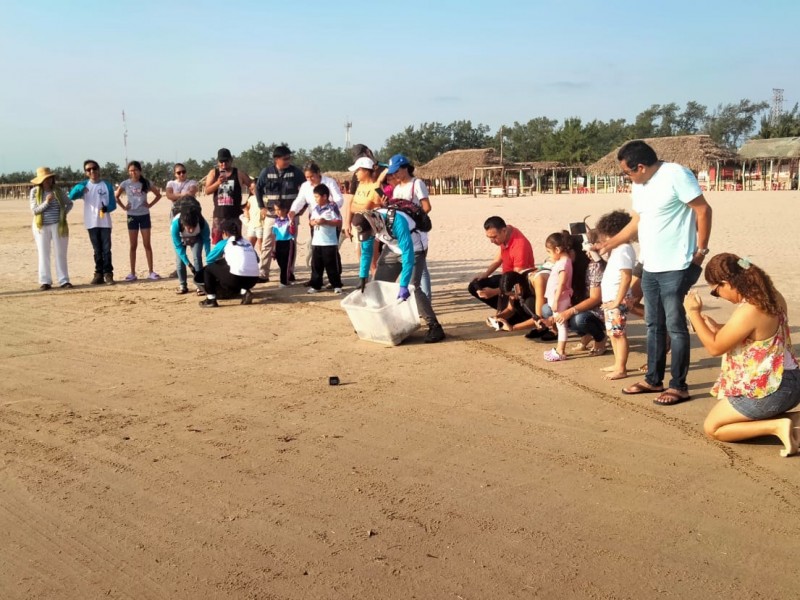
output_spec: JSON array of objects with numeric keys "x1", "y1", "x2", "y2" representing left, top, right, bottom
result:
[{"x1": 685, "y1": 253, "x2": 800, "y2": 457}]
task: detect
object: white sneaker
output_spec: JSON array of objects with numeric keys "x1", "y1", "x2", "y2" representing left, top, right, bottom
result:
[
  {"x1": 307, "y1": 287, "x2": 319, "y2": 294},
  {"x1": 334, "y1": 287, "x2": 343, "y2": 294},
  {"x1": 279, "y1": 283, "x2": 288, "y2": 288}
]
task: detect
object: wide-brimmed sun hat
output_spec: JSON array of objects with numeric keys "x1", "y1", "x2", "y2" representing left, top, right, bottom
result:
[{"x1": 31, "y1": 167, "x2": 56, "y2": 185}]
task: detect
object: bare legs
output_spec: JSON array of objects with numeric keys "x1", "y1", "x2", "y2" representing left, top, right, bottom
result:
[{"x1": 704, "y1": 400, "x2": 800, "y2": 457}]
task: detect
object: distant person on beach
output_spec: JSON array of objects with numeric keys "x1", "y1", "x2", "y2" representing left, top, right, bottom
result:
[
  {"x1": 204, "y1": 148, "x2": 252, "y2": 245},
  {"x1": 243, "y1": 182, "x2": 264, "y2": 255},
  {"x1": 254, "y1": 145, "x2": 304, "y2": 283},
  {"x1": 69, "y1": 160, "x2": 117, "y2": 285},
  {"x1": 290, "y1": 161, "x2": 344, "y2": 273},
  {"x1": 595, "y1": 210, "x2": 636, "y2": 380},
  {"x1": 489, "y1": 271, "x2": 549, "y2": 335},
  {"x1": 198, "y1": 219, "x2": 259, "y2": 308},
  {"x1": 685, "y1": 254, "x2": 800, "y2": 456},
  {"x1": 165, "y1": 163, "x2": 198, "y2": 217},
  {"x1": 170, "y1": 198, "x2": 209, "y2": 295},
  {"x1": 386, "y1": 153, "x2": 434, "y2": 301},
  {"x1": 352, "y1": 210, "x2": 445, "y2": 343},
  {"x1": 29, "y1": 167, "x2": 73, "y2": 290},
  {"x1": 468, "y1": 216, "x2": 535, "y2": 310},
  {"x1": 272, "y1": 204, "x2": 295, "y2": 288},
  {"x1": 597, "y1": 140, "x2": 712, "y2": 405},
  {"x1": 115, "y1": 160, "x2": 162, "y2": 281},
  {"x1": 306, "y1": 184, "x2": 344, "y2": 294},
  {"x1": 541, "y1": 230, "x2": 573, "y2": 362},
  {"x1": 551, "y1": 232, "x2": 607, "y2": 352}
]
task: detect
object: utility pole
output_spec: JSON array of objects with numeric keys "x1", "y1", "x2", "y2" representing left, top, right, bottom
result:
[
  {"x1": 344, "y1": 119, "x2": 352, "y2": 150},
  {"x1": 122, "y1": 109, "x2": 129, "y2": 166},
  {"x1": 770, "y1": 88, "x2": 784, "y2": 125}
]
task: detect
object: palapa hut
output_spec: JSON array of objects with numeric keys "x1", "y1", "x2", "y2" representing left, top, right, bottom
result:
[
  {"x1": 587, "y1": 135, "x2": 738, "y2": 193},
  {"x1": 511, "y1": 161, "x2": 588, "y2": 194},
  {"x1": 737, "y1": 137, "x2": 800, "y2": 190},
  {"x1": 416, "y1": 148, "x2": 502, "y2": 195}
]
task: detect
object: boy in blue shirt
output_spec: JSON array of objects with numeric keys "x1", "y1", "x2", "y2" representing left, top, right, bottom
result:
[
  {"x1": 272, "y1": 205, "x2": 295, "y2": 288},
  {"x1": 307, "y1": 184, "x2": 344, "y2": 293}
]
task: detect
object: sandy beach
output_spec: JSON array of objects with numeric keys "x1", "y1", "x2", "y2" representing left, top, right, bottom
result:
[{"x1": 1, "y1": 190, "x2": 799, "y2": 599}]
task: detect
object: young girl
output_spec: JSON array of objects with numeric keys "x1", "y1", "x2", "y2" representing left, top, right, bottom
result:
[
  {"x1": 115, "y1": 160, "x2": 162, "y2": 281},
  {"x1": 595, "y1": 210, "x2": 636, "y2": 380},
  {"x1": 199, "y1": 220, "x2": 260, "y2": 308},
  {"x1": 542, "y1": 230, "x2": 573, "y2": 361}
]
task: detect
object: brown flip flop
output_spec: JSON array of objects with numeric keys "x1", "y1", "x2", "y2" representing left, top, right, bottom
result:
[
  {"x1": 621, "y1": 381, "x2": 665, "y2": 395},
  {"x1": 653, "y1": 390, "x2": 691, "y2": 406}
]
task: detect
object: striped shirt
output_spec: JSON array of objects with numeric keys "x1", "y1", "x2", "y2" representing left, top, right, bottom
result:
[{"x1": 30, "y1": 187, "x2": 72, "y2": 225}]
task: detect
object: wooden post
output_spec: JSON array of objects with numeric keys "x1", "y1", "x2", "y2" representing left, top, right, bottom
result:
[{"x1": 770, "y1": 159, "x2": 774, "y2": 190}]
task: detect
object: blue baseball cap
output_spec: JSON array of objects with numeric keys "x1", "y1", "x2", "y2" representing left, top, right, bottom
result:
[{"x1": 386, "y1": 154, "x2": 411, "y2": 175}]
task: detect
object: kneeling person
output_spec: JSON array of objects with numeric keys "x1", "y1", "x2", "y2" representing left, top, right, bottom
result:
[
  {"x1": 352, "y1": 210, "x2": 445, "y2": 343},
  {"x1": 199, "y1": 220, "x2": 259, "y2": 307}
]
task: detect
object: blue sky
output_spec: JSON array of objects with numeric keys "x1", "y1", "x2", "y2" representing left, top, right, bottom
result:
[{"x1": 1, "y1": 0, "x2": 797, "y2": 173}]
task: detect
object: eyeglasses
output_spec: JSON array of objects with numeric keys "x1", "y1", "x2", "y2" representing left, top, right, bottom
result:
[
  {"x1": 710, "y1": 282, "x2": 723, "y2": 298},
  {"x1": 85, "y1": 166, "x2": 99, "y2": 173},
  {"x1": 621, "y1": 166, "x2": 638, "y2": 177},
  {"x1": 175, "y1": 170, "x2": 186, "y2": 175}
]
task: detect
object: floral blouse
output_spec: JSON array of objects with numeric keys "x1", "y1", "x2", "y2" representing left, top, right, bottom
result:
[{"x1": 712, "y1": 312, "x2": 798, "y2": 400}]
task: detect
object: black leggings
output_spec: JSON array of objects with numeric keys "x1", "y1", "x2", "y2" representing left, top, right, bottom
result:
[{"x1": 204, "y1": 261, "x2": 258, "y2": 297}]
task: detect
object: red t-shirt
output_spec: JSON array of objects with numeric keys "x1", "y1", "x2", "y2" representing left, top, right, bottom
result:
[{"x1": 500, "y1": 226, "x2": 535, "y2": 272}]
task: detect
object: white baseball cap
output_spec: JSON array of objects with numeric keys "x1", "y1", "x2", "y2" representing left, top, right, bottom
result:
[{"x1": 348, "y1": 157, "x2": 375, "y2": 172}]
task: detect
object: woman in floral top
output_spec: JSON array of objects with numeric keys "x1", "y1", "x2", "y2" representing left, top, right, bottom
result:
[{"x1": 684, "y1": 253, "x2": 800, "y2": 457}]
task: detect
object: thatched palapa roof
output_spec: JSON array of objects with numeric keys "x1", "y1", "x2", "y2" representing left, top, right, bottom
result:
[
  {"x1": 737, "y1": 137, "x2": 800, "y2": 160},
  {"x1": 324, "y1": 171, "x2": 352, "y2": 182},
  {"x1": 416, "y1": 148, "x2": 502, "y2": 180},
  {"x1": 586, "y1": 135, "x2": 736, "y2": 175}
]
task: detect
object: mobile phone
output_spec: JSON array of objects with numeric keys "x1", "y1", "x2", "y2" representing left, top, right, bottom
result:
[
  {"x1": 581, "y1": 233, "x2": 602, "y2": 262},
  {"x1": 569, "y1": 221, "x2": 588, "y2": 235}
]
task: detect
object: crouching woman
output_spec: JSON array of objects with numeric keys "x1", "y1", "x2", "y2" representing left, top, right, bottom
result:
[
  {"x1": 198, "y1": 220, "x2": 259, "y2": 308},
  {"x1": 685, "y1": 253, "x2": 800, "y2": 457}
]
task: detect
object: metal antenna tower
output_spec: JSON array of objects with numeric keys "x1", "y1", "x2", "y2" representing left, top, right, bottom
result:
[
  {"x1": 344, "y1": 119, "x2": 352, "y2": 149},
  {"x1": 770, "y1": 88, "x2": 784, "y2": 125},
  {"x1": 122, "y1": 109, "x2": 129, "y2": 165}
]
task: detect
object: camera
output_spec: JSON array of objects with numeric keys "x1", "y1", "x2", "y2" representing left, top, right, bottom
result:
[{"x1": 580, "y1": 233, "x2": 602, "y2": 262}]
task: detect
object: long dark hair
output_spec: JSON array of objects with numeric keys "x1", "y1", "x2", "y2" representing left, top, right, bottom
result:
[
  {"x1": 220, "y1": 219, "x2": 243, "y2": 242},
  {"x1": 705, "y1": 253, "x2": 781, "y2": 315},
  {"x1": 127, "y1": 160, "x2": 151, "y2": 193},
  {"x1": 570, "y1": 234, "x2": 590, "y2": 303}
]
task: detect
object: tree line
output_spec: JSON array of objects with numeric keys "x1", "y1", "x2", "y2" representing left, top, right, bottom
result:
[{"x1": 4, "y1": 97, "x2": 797, "y2": 187}]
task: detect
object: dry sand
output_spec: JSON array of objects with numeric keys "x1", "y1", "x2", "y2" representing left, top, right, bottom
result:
[{"x1": 1, "y1": 190, "x2": 799, "y2": 599}]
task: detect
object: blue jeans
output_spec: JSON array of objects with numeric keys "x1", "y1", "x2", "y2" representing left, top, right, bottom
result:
[
  {"x1": 641, "y1": 263, "x2": 702, "y2": 391},
  {"x1": 87, "y1": 227, "x2": 112, "y2": 274},
  {"x1": 420, "y1": 265, "x2": 432, "y2": 301},
  {"x1": 176, "y1": 241, "x2": 203, "y2": 288},
  {"x1": 571, "y1": 311, "x2": 605, "y2": 342}
]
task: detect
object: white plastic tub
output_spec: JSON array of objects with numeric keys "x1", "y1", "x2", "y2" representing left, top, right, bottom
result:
[{"x1": 340, "y1": 281, "x2": 420, "y2": 346}]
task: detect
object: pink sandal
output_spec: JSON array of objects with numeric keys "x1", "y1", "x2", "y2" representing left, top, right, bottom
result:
[{"x1": 543, "y1": 348, "x2": 567, "y2": 362}]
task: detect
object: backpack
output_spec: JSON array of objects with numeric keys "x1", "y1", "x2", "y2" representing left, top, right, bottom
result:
[
  {"x1": 384, "y1": 200, "x2": 432, "y2": 234},
  {"x1": 384, "y1": 178, "x2": 432, "y2": 234}
]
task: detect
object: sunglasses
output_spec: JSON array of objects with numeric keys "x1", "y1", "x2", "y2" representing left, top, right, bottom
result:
[
  {"x1": 621, "y1": 167, "x2": 638, "y2": 177},
  {"x1": 710, "y1": 282, "x2": 723, "y2": 298},
  {"x1": 175, "y1": 170, "x2": 186, "y2": 175},
  {"x1": 85, "y1": 166, "x2": 99, "y2": 173}
]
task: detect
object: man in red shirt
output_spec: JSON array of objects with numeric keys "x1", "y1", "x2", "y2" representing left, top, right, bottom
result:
[{"x1": 468, "y1": 216, "x2": 535, "y2": 309}]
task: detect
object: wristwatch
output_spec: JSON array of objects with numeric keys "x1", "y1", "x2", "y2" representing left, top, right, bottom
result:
[{"x1": 696, "y1": 248, "x2": 710, "y2": 256}]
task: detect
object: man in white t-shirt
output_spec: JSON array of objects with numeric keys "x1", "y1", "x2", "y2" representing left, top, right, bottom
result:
[{"x1": 597, "y1": 140, "x2": 712, "y2": 405}]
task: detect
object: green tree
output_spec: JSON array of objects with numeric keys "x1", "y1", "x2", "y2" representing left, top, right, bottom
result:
[
  {"x1": 758, "y1": 103, "x2": 800, "y2": 138},
  {"x1": 500, "y1": 117, "x2": 558, "y2": 162},
  {"x1": 704, "y1": 99, "x2": 769, "y2": 149}
]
